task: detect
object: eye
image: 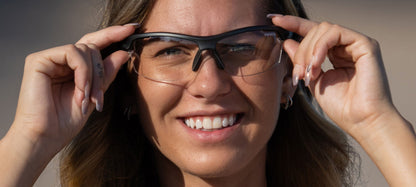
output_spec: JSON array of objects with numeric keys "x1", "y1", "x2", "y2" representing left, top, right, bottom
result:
[
  {"x1": 155, "y1": 47, "x2": 188, "y2": 57},
  {"x1": 221, "y1": 44, "x2": 256, "y2": 56},
  {"x1": 230, "y1": 44, "x2": 255, "y2": 52}
]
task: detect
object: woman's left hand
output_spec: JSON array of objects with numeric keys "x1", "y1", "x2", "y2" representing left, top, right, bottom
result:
[
  {"x1": 269, "y1": 14, "x2": 416, "y2": 186},
  {"x1": 270, "y1": 14, "x2": 397, "y2": 138}
]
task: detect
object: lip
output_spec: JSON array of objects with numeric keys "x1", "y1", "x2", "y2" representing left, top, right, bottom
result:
[
  {"x1": 178, "y1": 109, "x2": 243, "y2": 118},
  {"x1": 177, "y1": 111, "x2": 244, "y2": 144}
]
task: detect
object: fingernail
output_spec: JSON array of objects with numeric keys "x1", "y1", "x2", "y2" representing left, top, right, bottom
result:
[
  {"x1": 82, "y1": 82, "x2": 90, "y2": 115},
  {"x1": 123, "y1": 23, "x2": 141, "y2": 28},
  {"x1": 306, "y1": 63, "x2": 312, "y2": 73},
  {"x1": 82, "y1": 98, "x2": 89, "y2": 115},
  {"x1": 84, "y1": 82, "x2": 90, "y2": 101},
  {"x1": 266, "y1": 14, "x2": 283, "y2": 19},
  {"x1": 293, "y1": 74, "x2": 299, "y2": 87},
  {"x1": 128, "y1": 50, "x2": 134, "y2": 58},
  {"x1": 305, "y1": 71, "x2": 311, "y2": 87},
  {"x1": 95, "y1": 90, "x2": 104, "y2": 112}
]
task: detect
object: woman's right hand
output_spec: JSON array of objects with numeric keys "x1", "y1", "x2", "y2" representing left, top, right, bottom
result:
[
  {"x1": 0, "y1": 24, "x2": 136, "y2": 186},
  {"x1": 13, "y1": 24, "x2": 136, "y2": 152}
]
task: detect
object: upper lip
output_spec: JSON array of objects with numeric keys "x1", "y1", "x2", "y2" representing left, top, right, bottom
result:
[{"x1": 177, "y1": 109, "x2": 243, "y2": 119}]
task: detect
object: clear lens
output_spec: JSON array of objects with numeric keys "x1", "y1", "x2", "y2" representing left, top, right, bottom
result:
[
  {"x1": 135, "y1": 37, "x2": 199, "y2": 84},
  {"x1": 217, "y1": 31, "x2": 281, "y2": 76},
  {"x1": 134, "y1": 30, "x2": 282, "y2": 84}
]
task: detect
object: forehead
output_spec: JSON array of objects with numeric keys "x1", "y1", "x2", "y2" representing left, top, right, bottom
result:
[{"x1": 144, "y1": 0, "x2": 269, "y2": 36}]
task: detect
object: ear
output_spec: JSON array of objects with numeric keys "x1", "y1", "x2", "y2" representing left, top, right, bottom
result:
[
  {"x1": 126, "y1": 52, "x2": 139, "y2": 76},
  {"x1": 280, "y1": 75, "x2": 296, "y2": 105}
]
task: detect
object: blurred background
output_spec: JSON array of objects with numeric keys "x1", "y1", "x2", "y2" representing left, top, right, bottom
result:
[{"x1": 0, "y1": 0, "x2": 415, "y2": 186}]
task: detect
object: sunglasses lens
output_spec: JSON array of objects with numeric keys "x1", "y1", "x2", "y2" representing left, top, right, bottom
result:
[
  {"x1": 217, "y1": 30, "x2": 282, "y2": 76},
  {"x1": 132, "y1": 29, "x2": 283, "y2": 84},
  {"x1": 134, "y1": 37, "x2": 198, "y2": 84}
]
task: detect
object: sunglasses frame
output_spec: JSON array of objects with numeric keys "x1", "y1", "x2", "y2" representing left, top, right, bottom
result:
[{"x1": 120, "y1": 25, "x2": 290, "y2": 72}]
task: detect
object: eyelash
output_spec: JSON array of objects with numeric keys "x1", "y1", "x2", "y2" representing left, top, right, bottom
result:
[{"x1": 155, "y1": 46, "x2": 191, "y2": 58}]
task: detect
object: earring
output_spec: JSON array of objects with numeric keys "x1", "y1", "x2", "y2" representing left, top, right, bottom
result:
[{"x1": 283, "y1": 95, "x2": 293, "y2": 110}]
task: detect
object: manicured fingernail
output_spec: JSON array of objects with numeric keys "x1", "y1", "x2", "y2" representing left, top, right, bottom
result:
[
  {"x1": 95, "y1": 90, "x2": 104, "y2": 112},
  {"x1": 123, "y1": 23, "x2": 141, "y2": 28},
  {"x1": 305, "y1": 70, "x2": 311, "y2": 87},
  {"x1": 306, "y1": 63, "x2": 312, "y2": 73},
  {"x1": 293, "y1": 74, "x2": 299, "y2": 87},
  {"x1": 128, "y1": 50, "x2": 134, "y2": 58},
  {"x1": 82, "y1": 82, "x2": 91, "y2": 115},
  {"x1": 82, "y1": 98, "x2": 89, "y2": 115},
  {"x1": 84, "y1": 82, "x2": 90, "y2": 99},
  {"x1": 267, "y1": 14, "x2": 283, "y2": 19}
]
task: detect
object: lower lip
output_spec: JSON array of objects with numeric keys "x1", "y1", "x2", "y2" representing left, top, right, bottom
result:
[{"x1": 180, "y1": 119, "x2": 242, "y2": 144}]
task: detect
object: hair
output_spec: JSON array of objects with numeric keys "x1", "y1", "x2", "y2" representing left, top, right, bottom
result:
[{"x1": 59, "y1": 0, "x2": 359, "y2": 186}]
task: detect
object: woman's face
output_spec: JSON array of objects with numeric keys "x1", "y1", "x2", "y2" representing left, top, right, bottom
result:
[{"x1": 136, "y1": 0, "x2": 288, "y2": 180}]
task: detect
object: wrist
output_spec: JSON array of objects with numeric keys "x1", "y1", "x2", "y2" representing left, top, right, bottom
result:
[
  {"x1": 348, "y1": 105, "x2": 410, "y2": 144},
  {"x1": 0, "y1": 123, "x2": 59, "y2": 186},
  {"x1": 349, "y1": 110, "x2": 416, "y2": 186},
  {"x1": 6, "y1": 122, "x2": 61, "y2": 160}
]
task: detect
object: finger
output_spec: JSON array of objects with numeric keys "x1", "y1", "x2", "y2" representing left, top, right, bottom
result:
[
  {"x1": 283, "y1": 39, "x2": 305, "y2": 86},
  {"x1": 102, "y1": 50, "x2": 130, "y2": 91},
  {"x1": 307, "y1": 24, "x2": 363, "y2": 86},
  {"x1": 269, "y1": 15, "x2": 318, "y2": 37},
  {"x1": 76, "y1": 24, "x2": 137, "y2": 50},
  {"x1": 302, "y1": 23, "x2": 336, "y2": 86},
  {"x1": 73, "y1": 44, "x2": 94, "y2": 115},
  {"x1": 283, "y1": 24, "x2": 320, "y2": 86},
  {"x1": 313, "y1": 24, "x2": 367, "y2": 66},
  {"x1": 87, "y1": 44, "x2": 105, "y2": 112},
  {"x1": 37, "y1": 44, "x2": 93, "y2": 108}
]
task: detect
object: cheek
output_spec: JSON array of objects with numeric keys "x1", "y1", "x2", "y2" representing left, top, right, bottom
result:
[
  {"x1": 236, "y1": 66, "x2": 285, "y2": 141},
  {"x1": 136, "y1": 78, "x2": 183, "y2": 137},
  {"x1": 238, "y1": 67, "x2": 284, "y2": 116}
]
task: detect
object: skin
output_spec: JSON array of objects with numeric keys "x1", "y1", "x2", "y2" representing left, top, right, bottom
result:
[
  {"x1": 0, "y1": 1, "x2": 415, "y2": 187},
  {"x1": 136, "y1": 0, "x2": 288, "y2": 186}
]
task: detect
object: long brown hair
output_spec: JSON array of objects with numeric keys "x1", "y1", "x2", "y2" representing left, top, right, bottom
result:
[{"x1": 60, "y1": 0, "x2": 358, "y2": 186}]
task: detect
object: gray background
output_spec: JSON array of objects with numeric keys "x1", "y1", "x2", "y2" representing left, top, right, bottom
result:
[{"x1": 0, "y1": 0, "x2": 415, "y2": 186}]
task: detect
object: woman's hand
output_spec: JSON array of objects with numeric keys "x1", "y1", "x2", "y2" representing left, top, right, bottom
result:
[
  {"x1": 14, "y1": 25, "x2": 135, "y2": 151},
  {"x1": 269, "y1": 14, "x2": 416, "y2": 186},
  {"x1": 0, "y1": 24, "x2": 136, "y2": 186},
  {"x1": 271, "y1": 14, "x2": 394, "y2": 136}
]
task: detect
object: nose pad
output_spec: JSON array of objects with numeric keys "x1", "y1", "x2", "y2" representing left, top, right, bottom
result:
[
  {"x1": 192, "y1": 49, "x2": 225, "y2": 72},
  {"x1": 186, "y1": 50, "x2": 232, "y2": 100}
]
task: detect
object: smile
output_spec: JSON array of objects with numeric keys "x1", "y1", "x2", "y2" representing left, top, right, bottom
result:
[{"x1": 183, "y1": 114, "x2": 242, "y2": 131}]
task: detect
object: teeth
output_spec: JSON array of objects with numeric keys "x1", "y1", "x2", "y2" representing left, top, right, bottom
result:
[
  {"x1": 195, "y1": 119, "x2": 203, "y2": 129},
  {"x1": 222, "y1": 118, "x2": 228, "y2": 127},
  {"x1": 184, "y1": 115, "x2": 238, "y2": 130},
  {"x1": 202, "y1": 118, "x2": 212, "y2": 129},
  {"x1": 186, "y1": 118, "x2": 195, "y2": 129},
  {"x1": 213, "y1": 117, "x2": 221, "y2": 128}
]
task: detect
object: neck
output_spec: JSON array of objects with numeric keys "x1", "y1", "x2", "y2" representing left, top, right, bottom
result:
[{"x1": 155, "y1": 148, "x2": 268, "y2": 187}]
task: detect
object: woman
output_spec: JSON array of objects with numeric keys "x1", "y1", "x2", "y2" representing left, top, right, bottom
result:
[{"x1": 0, "y1": 0, "x2": 415, "y2": 186}]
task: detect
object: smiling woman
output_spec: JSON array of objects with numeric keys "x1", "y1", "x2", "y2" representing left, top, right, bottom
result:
[{"x1": 0, "y1": 0, "x2": 415, "y2": 186}]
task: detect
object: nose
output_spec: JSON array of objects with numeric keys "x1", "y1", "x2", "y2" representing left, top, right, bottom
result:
[{"x1": 186, "y1": 52, "x2": 232, "y2": 101}]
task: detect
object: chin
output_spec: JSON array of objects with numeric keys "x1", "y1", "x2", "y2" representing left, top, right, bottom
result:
[{"x1": 162, "y1": 142, "x2": 268, "y2": 180}]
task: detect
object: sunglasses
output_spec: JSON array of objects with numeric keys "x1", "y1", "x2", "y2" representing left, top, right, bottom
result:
[{"x1": 117, "y1": 25, "x2": 290, "y2": 84}]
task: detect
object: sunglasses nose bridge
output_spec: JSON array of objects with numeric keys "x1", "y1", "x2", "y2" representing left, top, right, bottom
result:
[{"x1": 192, "y1": 40, "x2": 225, "y2": 72}]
